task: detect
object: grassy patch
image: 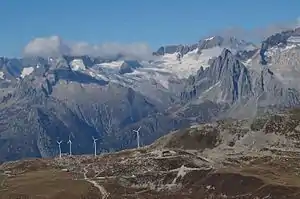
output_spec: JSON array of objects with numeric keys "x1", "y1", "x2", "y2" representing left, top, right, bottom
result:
[{"x1": 0, "y1": 169, "x2": 101, "y2": 199}]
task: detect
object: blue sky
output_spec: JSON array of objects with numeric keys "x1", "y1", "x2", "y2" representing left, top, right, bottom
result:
[{"x1": 1, "y1": 0, "x2": 300, "y2": 57}]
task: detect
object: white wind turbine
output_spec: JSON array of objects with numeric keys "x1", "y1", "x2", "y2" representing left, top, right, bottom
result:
[
  {"x1": 57, "y1": 140, "x2": 62, "y2": 158},
  {"x1": 92, "y1": 136, "x2": 98, "y2": 157},
  {"x1": 133, "y1": 126, "x2": 141, "y2": 149},
  {"x1": 67, "y1": 135, "x2": 72, "y2": 156}
]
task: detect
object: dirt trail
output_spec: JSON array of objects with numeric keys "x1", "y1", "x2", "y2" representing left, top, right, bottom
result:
[{"x1": 83, "y1": 166, "x2": 110, "y2": 199}]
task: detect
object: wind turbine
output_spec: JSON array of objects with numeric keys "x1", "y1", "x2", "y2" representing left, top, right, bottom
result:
[
  {"x1": 133, "y1": 126, "x2": 141, "y2": 149},
  {"x1": 92, "y1": 136, "x2": 98, "y2": 157},
  {"x1": 67, "y1": 135, "x2": 72, "y2": 156},
  {"x1": 57, "y1": 140, "x2": 62, "y2": 158}
]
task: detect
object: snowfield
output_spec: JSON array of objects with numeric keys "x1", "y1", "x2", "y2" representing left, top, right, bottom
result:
[{"x1": 152, "y1": 47, "x2": 223, "y2": 79}]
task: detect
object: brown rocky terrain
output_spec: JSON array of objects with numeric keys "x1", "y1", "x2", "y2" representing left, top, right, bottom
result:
[{"x1": 1, "y1": 109, "x2": 300, "y2": 199}]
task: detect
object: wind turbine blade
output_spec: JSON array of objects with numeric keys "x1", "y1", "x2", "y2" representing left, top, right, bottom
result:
[{"x1": 137, "y1": 126, "x2": 141, "y2": 131}]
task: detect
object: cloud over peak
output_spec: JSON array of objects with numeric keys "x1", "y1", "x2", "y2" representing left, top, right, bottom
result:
[
  {"x1": 22, "y1": 17, "x2": 300, "y2": 60},
  {"x1": 23, "y1": 36, "x2": 154, "y2": 60},
  {"x1": 206, "y1": 17, "x2": 300, "y2": 42},
  {"x1": 23, "y1": 36, "x2": 71, "y2": 57}
]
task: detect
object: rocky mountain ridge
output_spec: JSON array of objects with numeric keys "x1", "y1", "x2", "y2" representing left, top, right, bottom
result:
[{"x1": 152, "y1": 36, "x2": 257, "y2": 57}]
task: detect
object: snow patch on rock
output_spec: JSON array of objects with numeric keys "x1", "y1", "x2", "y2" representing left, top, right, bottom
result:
[
  {"x1": 0, "y1": 71, "x2": 5, "y2": 79},
  {"x1": 70, "y1": 59, "x2": 86, "y2": 71},
  {"x1": 21, "y1": 67, "x2": 34, "y2": 78}
]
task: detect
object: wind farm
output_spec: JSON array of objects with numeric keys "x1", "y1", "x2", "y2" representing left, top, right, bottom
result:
[{"x1": 55, "y1": 127, "x2": 143, "y2": 159}]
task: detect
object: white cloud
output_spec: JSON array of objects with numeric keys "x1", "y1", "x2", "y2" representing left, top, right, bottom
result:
[
  {"x1": 71, "y1": 41, "x2": 153, "y2": 60},
  {"x1": 23, "y1": 36, "x2": 154, "y2": 60},
  {"x1": 23, "y1": 36, "x2": 71, "y2": 57}
]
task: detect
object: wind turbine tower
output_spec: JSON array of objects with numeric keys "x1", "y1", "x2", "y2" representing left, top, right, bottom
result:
[
  {"x1": 92, "y1": 136, "x2": 98, "y2": 157},
  {"x1": 133, "y1": 126, "x2": 141, "y2": 149},
  {"x1": 57, "y1": 140, "x2": 62, "y2": 158},
  {"x1": 67, "y1": 135, "x2": 72, "y2": 156}
]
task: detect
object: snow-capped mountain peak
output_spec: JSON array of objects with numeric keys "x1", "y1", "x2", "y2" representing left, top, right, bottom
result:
[
  {"x1": 204, "y1": 36, "x2": 215, "y2": 41},
  {"x1": 198, "y1": 35, "x2": 257, "y2": 53},
  {"x1": 150, "y1": 35, "x2": 258, "y2": 79}
]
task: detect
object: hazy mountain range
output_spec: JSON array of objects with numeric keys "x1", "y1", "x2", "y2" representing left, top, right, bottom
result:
[{"x1": 0, "y1": 27, "x2": 300, "y2": 162}]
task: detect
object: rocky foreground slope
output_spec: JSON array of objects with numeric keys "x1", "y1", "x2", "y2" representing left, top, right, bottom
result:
[{"x1": 1, "y1": 109, "x2": 300, "y2": 199}]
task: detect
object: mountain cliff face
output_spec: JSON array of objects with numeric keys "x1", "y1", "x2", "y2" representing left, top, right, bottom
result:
[
  {"x1": 180, "y1": 46, "x2": 300, "y2": 119},
  {"x1": 0, "y1": 28, "x2": 299, "y2": 162},
  {"x1": 181, "y1": 49, "x2": 253, "y2": 103}
]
